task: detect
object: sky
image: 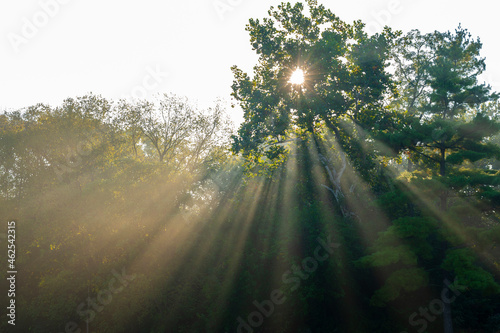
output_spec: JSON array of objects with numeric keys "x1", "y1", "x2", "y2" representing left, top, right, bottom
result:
[{"x1": 1, "y1": 0, "x2": 499, "y2": 125}]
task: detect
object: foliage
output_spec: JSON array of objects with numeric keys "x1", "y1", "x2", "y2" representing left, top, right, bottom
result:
[{"x1": 1, "y1": 2, "x2": 500, "y2": 333}]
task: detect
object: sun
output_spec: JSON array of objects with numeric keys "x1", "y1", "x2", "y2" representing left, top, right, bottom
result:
[{"x1": 289, "y1": 68, "x2": 305, "y2": 85}]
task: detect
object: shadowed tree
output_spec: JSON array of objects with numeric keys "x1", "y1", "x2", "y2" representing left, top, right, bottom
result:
[
  {"x1": 137, "y1": 94, "x2": 193, "y2": 163},
  {"x1": 231, "y1": 0, "x2": 396, "y2": 217},
  {"x1": 363, "y1": 26, "x2": 500, "y2": 333}
]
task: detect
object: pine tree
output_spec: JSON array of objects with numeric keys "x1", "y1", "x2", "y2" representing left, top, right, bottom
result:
[{"x1": 364, "y1": 26, "x2": 500, "y2": 333}]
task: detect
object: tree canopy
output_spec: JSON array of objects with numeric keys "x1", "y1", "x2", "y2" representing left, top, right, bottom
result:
[{"x1": 1, "y1": 2, "x2": 499, "y2": 333}]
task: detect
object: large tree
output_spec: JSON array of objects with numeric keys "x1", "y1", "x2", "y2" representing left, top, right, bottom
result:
[
  {"x1": 363, "y1": 26, "x2": 500, "y2": 333},
  {"x1": 231, "y1": 0, "x2": 395, "y2": 216}
]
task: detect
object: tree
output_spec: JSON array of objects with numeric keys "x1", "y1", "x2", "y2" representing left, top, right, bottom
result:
[
  {"x1": 389, "y1": 29, "x2": 432, "y2": 119},
  {"x1": 231, "y1": 0, "x2": 395, "y2": 216},
  {"x1": 118, "y1": 94, "x2": 233, "y2": 172},
  {"x1": 0, "y1": 93, "x2": 235, "y2": 333},
  {"x1": 364, "y1": 26, "x2": 500, "y2": 333},
  {"x1": 115, "y1": 99, "x2": 145, "y2": 159},
  {"x1": 188, "y1": 99, "x2": 233, "y2": 169},
  {"x1": 134, "y1": 94, "x2": 193, "y2": 163}
]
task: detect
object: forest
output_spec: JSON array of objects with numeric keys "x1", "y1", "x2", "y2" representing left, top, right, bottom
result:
[{"x1": 1, "y1": 1, "x2": 500, "y2": 332}]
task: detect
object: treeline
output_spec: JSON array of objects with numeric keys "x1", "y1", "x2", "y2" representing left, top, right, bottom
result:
[
  {"x1": 0, "y1": 94, "x2": 240, "y2": 332},
  {"x1": 0, "y1": 94, "x2": 233, "y2": 199},
  {"x1": 1, "y1": 1, "x2": 500, "y2": 332}
]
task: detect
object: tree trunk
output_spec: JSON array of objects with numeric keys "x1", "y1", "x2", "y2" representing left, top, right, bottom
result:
[
  {"x1": 443, "y1": 286, "x2": 454, "y2": 333},
  {"x1": 440, "y1": 147, "x2": 454, "y2": 333},
  {"x1": 312, "y1": 134, "x2": 354, "y2": 219},
  {"x1": 132, "y1": 138, "x2": 138, "y2": 159},
  {"x1": 440, "y1": 147, "x2": 446, "y2": 177}
]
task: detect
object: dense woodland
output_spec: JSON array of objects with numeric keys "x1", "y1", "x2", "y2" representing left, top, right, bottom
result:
[{"x1": 1, "y1": 1, "x2": 500, "y2": 332}]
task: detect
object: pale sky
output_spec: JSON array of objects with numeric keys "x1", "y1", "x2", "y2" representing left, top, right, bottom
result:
[{"x1": 1, "y1": 0, "x2": 499, "y2": 124}]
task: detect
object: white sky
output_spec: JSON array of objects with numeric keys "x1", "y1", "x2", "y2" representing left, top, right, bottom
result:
[{"x1": 1, "y1": 0, "x2": 499, "y2": 125}]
